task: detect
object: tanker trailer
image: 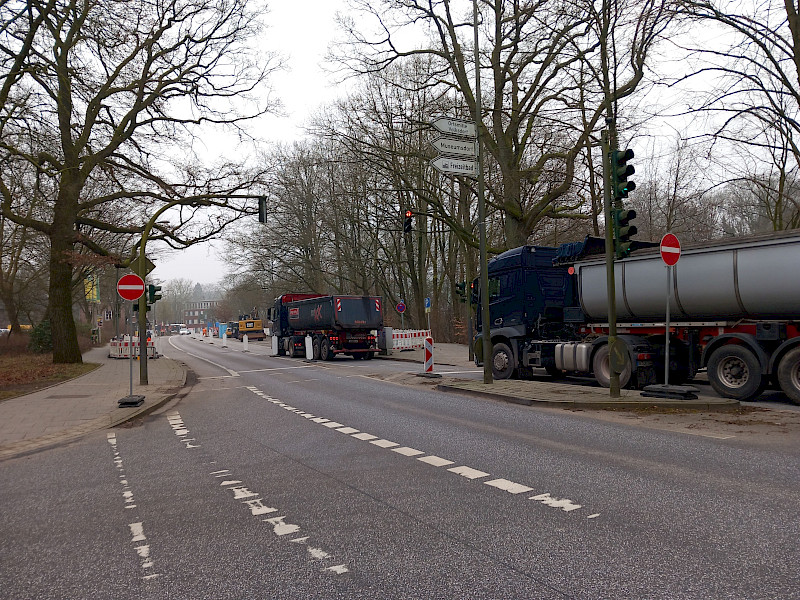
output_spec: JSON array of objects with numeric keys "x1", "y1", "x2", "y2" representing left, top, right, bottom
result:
[
  {"x1": 476, "y1": 231, "x2": 800, "y2": 402},
  {"x1": 268, "y1": 294, "x2": 383, "y2": 360}
]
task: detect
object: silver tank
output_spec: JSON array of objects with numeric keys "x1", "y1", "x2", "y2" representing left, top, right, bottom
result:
[{"x1": 576, "y1": 231, "x2": 800, "y2": 322}]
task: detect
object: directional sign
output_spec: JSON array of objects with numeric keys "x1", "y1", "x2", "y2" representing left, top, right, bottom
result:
[
  {"x1": 660, "y1": 233, "x2": 681, "y2": 266},
  {"x1": 432, "y1": 117, "x2": 477, "y2": 138},
  {"x1": 431, "y1": 155, "x2": 478, "y2": 178},
  {"x1": 431, "y1": 136, "x2": 477, "y2": 158},
  {"x1": 131, "y1": 254, "x2": 155, "y2": 276},
  {"x1": 425, "y1": 296, "x2": 431, "y2": 314},
  {"x1": 117, "y1": 274, "x2": 145, "y2": 301}
]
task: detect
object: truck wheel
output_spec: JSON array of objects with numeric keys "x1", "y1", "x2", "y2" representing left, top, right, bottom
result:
[
  {"x1": 312, "y1": 337, "x2": 321, "y2": 360},
  {"x1": 364, "y1": 351, "x2": 374, "y2": 360},
  {"x1": 320, "y1": 338, "x2": 334, "y2": 361},
  {"x1": 592, "y1": 344, "x2": 632, "y2": 389},
  {"x1": 777, "y1": 346, "x2": 800, "y2": 405},
  {"x1": 491, "y1": 342, "x2": 515, "y2": 380},
  {"x1": 707, "y1": 345, "x2": 764, "y2": 401}
]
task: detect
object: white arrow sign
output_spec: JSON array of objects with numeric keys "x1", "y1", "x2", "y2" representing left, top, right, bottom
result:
[
  {"x1": 432, "y1": 136, "x2": 477, "y2": 158},
  {"x1": 431, "y1": 155, "x2": 478, "y2": 178},
  {"x1": 432, "y1": 117, "x2": 477, "y2": 138}
]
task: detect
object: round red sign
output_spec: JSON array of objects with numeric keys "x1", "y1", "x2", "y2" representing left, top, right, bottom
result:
[
  {"x1": 660, "y1": 233, "x2": 681, "y2": 266},
  {"x1": 117, "y1": 273, "x2": 145, "y2": 301}
]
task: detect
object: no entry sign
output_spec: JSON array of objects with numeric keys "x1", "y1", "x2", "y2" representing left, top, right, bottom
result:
[
  {"x1": 117, "y1": 273, "x2": 145, "y2": 301},
  {"x1": 660, "y1": 233, "x2": 681, "y2": 266}
]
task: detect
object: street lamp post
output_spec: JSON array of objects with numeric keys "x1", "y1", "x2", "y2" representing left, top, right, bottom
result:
[{"x1": 136, "y1": 203, "x2": 186, "y2": 385}]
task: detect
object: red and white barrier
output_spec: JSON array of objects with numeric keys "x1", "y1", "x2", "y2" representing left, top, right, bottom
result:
[
  {"x1": 109, "y1": 337, "x2": 158, "y2": 359},
  {"x1": 424, "y1": 337, "x2": 434, "y2": 372},
  {"x1": 391, "y1": 329, "x2": 432, "y2": 350}
]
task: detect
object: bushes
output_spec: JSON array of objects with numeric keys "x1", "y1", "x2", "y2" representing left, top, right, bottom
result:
[{"x1": 28, "y1": 320, "x2": 52, "y2": 353}]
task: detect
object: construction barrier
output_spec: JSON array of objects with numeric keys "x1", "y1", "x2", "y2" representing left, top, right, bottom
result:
[
  {"x1": 108, "y1": 337, "x2": 158, "y2": 359},
  {"x1": 424, "y1": 337, "x2": 434, "y2": 372},
  {"x1": 390, "y1": 329, "x2": 432, "y2": 351}
]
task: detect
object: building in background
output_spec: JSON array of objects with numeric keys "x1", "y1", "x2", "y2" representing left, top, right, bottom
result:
[{"x1": 183, "y1": 300, "x2": 220, "y2": 333}]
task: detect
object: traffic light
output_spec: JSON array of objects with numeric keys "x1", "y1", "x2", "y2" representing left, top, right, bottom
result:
[
  {"x1": 611, "y1": 148, "x2": 636, "y2": 200},
  {"x1": 403, "y1": 210, "x2": 413, "y2": 234},
  {"x1": 258, "y1": 196, "x2": 267, "y2": 223},
  {"x1": 455, "y1": 281, "x2": 467, "y2": 303},
  {"x1": 613, "y1": 208, "x2": 638, "y2": 259},
  {"x1": 147, "y1": 284, "x2": 162, "y2": 304}
]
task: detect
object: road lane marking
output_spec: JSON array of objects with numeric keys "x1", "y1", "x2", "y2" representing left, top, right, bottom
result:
[
  {"x1": 336, "y1": 427, "x2": 360, "y2": 434},
  {"x1": 392, "y1": 446, "x2": 424, "y2": 457},
  {"x1": 448, "y1": 466, "x2": 490, "y2": 480},
  {"x1": 370, "y1": 439, "x2": 399, "y2": 448},
  {"x1": 107, "y1": 433, "x2": 160, "y2": 580},
  {"x1": 168, "y1": 337, "x2": 239, "y2": 376},
  {"x1": 418, "y1": 455, "x2": 454, "y2": 467},
  {"x1": 242, "y1": 386, "x2": 597, "y2": 519},
  {"x1": 485, "y1": 479, "x2": 534, "y2": 494}
]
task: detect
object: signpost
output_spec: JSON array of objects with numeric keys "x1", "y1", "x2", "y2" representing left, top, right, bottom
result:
[
  {"x1": 641, "y1": 233, "x2": 697, "y2": 400},
  {"x1": 431, "y1": 137, "x2": 477, "y2": 157},
  {"x1": 432, "y1": 117, "x2": 477, "y2": 138},
  {"x1": 117, "y1": 274, "x2": 145, "y2": 407},
  {"x1": 430, "y1": 117, "x2": 478, "y2": 179},
  {"x1": 431, "y1": 156, "x2": 478, "y2": 178},
  {"x1": 396, "y1": 301, "x2": 406, "y2": 329},
  {"x1": 117, "y1": 274, "x2": 145, "y2": 301}
]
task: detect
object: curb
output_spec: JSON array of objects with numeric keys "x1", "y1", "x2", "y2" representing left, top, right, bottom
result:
[{"x1": 436, "y1": 382, "x2": 741, "y2": 411}]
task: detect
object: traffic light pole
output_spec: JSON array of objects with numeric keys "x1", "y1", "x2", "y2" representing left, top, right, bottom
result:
[
  {"x1": 474, "y1": 0, "x2": 492, "y2": 384},
  {"x1": 602, "y1": 130, "x2": 621, "y2": 398}
]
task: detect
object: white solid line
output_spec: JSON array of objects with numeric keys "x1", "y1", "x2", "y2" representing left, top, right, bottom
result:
[
  {"x1": 418, "y1": 455, "x2": 454, "y2": 467},
  {"x1": 168, "y1": 337, "x2": 239, "y2": 376},
  {"x1": 392, "y1": 446, "x2": 424, "y2": 457},
  {"x1": 371, "y1": 439, "x2": 399, "y2": 448},
  {"x1": 351, "y1": 432, "x2": 378, "y2": 441},
  {"x1": 484, "y1": 478, "x2": 534, "y2": 494},
  {"x1": 448, "y1": 466, "x2": 490, "y2": 480}
]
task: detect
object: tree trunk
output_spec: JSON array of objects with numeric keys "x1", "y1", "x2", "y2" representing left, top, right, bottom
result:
[{"x1": 48, "y1": 188, "x2": 82, "y2": 363}]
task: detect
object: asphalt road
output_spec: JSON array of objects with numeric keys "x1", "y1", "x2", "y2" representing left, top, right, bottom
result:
[{"x1": 1, "y1": 336, "x2": 798, "y2": 599}]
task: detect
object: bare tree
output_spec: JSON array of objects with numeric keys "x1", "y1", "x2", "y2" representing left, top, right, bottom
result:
[{"x1": 0, "y1": 0, "x2": 281, "y2": 362}]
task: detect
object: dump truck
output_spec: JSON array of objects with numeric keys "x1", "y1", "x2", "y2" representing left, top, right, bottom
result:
[
  {"x1": 268, "y1": 293, "x2": 383, "y2": 360},
  {"x1": 473, "y1": 231, "x2": 800, "y2": 403}
]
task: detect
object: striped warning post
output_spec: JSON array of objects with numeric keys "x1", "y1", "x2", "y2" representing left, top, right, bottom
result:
[{"x1": 424, "y1": 337, "x2": 434, "y2": 372}]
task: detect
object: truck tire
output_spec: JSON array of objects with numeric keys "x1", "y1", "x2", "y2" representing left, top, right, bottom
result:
[
  {"x1": 364, "y1": 351, "x2": 374, "y2": 360},
  {"x1": 777, "y1": 346, "x2": 800, "y2": 405},
  {"x1": 707, "y1": 345, "x2": 764, "y2": 401},
  {"x1": 320, "y1": 338, "x2": 334, "y2": 361},
  {"x1": 312, "y1": 336, "x2": 321, "y2": 360},
  {"x1": 592, "y1": 344, "x2": 632, "y2": 389},
  {"x1": 491, "y1": 342, "x2": 515, "y2": 380}
]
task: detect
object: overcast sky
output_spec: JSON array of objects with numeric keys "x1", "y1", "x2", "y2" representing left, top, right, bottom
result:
[{"x1": 153, "y1": 0, "x2": 344, "y2": 285}]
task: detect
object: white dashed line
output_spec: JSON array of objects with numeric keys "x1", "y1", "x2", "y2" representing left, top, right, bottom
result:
[
  {"x1": 448, "y1": 466, "x2": 490, "y2": 480},
  {"x1": 370, "y1": 439, "x2": 399, "y2": 448},
  {"x1": 418, "y1": 455, "x2": 454, "y2": 467},
  {"x1": 484, "y1": 478, "x2": 534, "y2": 494},
  {"x1": 336, "y1": 427, "x2": 360, "y2": 435},
  {"x1": 242, "y1": 386, "x2": 595, "y2": 518},
  {"x1": 392, "y1": 446, "x2": 424, "y2": 457}
]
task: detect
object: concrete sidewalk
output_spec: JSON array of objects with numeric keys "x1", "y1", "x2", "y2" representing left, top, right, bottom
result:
[{"x1": 0, "y1": 345, "x2": 186, "y2": 461}]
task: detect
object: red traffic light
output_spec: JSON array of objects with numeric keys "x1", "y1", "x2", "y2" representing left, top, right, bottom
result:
[{"x1": 404, "y1": 210, "x2": 413, "y2": 218}]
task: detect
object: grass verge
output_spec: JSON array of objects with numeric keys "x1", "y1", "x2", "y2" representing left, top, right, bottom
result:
[{"x1": 0, "y1": 354, "x2": 100, "y2": 401}]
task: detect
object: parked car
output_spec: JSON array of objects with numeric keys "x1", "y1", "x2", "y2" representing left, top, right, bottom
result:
[{"x1": 179, "y1": 328, "x2": 191, "y2": 335}]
